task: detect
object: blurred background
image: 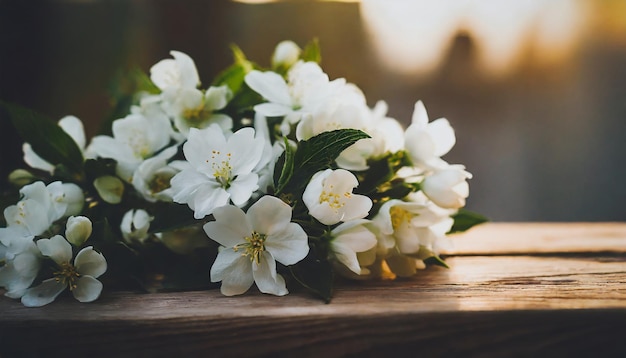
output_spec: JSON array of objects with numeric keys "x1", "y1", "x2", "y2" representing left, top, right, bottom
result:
[{"x1": 1, "y1": 0, "x2": 625, "y2": 221}]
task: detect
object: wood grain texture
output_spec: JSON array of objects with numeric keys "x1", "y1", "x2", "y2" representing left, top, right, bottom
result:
[
  {"x1": 1, "y1": 223, "x2": 625, "y2": 357},
  {"x1": 445, "y1": 222, "x2": 626, "y2": 255}
]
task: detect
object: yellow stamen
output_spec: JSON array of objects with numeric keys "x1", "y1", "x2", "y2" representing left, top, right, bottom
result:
[
  {"x1": 233, "y1": 232, "x2": 267, "y2": 264},
  {"x1": 390, "y1": 206, "x2": 413, "y2": 230},
  {"x1": 53, "y1": 262, "x2": 80, "y2": 291}
]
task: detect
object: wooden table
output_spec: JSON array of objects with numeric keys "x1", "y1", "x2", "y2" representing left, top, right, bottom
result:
[{"x1": 1, "y1": 223, "x2": 625, "y2": 357}]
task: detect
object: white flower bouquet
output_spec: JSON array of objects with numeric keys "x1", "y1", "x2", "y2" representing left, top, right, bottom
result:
[{"x1": 0, "y1": 40, "x2": 486, "y2": 306}]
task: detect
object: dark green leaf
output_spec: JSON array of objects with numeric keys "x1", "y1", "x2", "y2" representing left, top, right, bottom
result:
[
  {"x1": 275, "y1": 137, "x2": 296, "y2": 193},
  {"x1": 449, "y1": 209, "x2": 489, "y2": 233},
  {"x1": 289, "y1": 252, "x2": 333, "y2": 303},
  {"x1": 424, "y1": 255, "x2": 450, "y2": 269},
  {"x1": 283, "y1": 129, "x2": 369, "y2": 193},
  {"x1": 301, "y1": 38, "x2": 321, "y2": 63},
  {"x1": 1, "y1": 101, "x2": 84, "y2": 177},
  {"x1": 406, "y1": 245, "x2": 450, "y2": 269},
  {"x1": 295, "y1": 129, "x2": 370, "y2": 171}
]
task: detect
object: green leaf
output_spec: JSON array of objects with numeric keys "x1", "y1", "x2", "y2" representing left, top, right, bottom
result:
[
  {"x1": 301, "y1": 38, "x2": 321, "y2": 63},
  {"x1": 405, "y1": 245, "x2": 450, "y2": 269},
  {"x1": 275, "y1": 137, "x2": 296, "y2": 193},
  {"x1": 295, "y1": 129, "x2": 370, "y2": 172},
  {"x1": 289, "y1": 252, "x2": 333, "y2": 303},
  {"x1": 424, "y1": 255, "x2": 449, "y2": 269},
  {"x1": 449, "y1": 209, "x2": 489, "y2": 233},
  {"x1": 282, "y1": 129, "x2": 369, "y2": 194},
  {"x1": 212, "y1": 44, "x2": 254, "y2": 94},
  {"x1": 1, "y1": 101, "x2": 84, "y2": 177}
]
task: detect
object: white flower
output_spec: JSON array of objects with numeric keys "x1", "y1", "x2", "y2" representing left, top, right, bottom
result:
[
  {"x1": 302, "y1": 169, "x2": 372, "y2": 226},
  {"x1": 334, "y1": 100, "x2": 405, "y2": 171},
  {"x1": 23, "y1": 115, "x2": 86, "y2": 173},
  {"x1": 404, "y1": 100, "x2": 456, "y2": 170},
  {"x1": 132, "y1": 145, "x2": 179, "y2": 202},
  {"x1": 121, "y1": 209, "x2": 152, "y2": 244},
  {"x1": 19, "y1": 181, "x2": 84, "y2": 223},
  {"x1": 86, "y1": 108, "x2": 173, "y2": 182},
  {"x1": 374, "y1": 194, "x2": 454, "y2": 258},
  {"x1": 272, "y1": 40, "x2": 301, "y2": 69},
  {"x1": 365, "y1": 100, "x2": 406, "y2": 154},
  {"x1": 0, "y1": 198, "x2": 50, "y2": 299},
  {"x1": 204, "y1": 195, "x2": 309, "y2": 296},
  {"x1": 295, "y1": 84, "x2": 368, "y2": 142},
  {"x1": 245, "y1": 61, "x2": 341, "y2": 132},
  {"x1": 21, "y1": 235, "x2": 107, "y2": 307},
  {"x1": 329, "y1": 219, "x2": 377, "y2": 275},
  {"x1": 65, "y1": 216, "x2": 92, "y2": 246},
  {"x1": 252, "y1": 114, "x2": 285, "y2": 195},
  {"x1": 167, "y1": 85, "x2": 233, "y2": 137},
  {"x1": 421, "y1": 165, "x2": 472, "y2": 209},
  {"x1": 2, "y1": 198, "x2": 51, "y2": 240},
  {"x1": 0, "y1": 241, "x2": 41, "y2": 299},
  {"x1": 168, "y1": 125, "x2": 266, "y2": 219},
  {"x1": 150, "y1": 50, "x2": 200, "y2": 91}
]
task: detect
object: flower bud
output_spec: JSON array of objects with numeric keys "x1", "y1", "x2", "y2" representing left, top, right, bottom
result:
[
  {"x1": 421, "y1": 166, "x2": 472, "y2": 209},
  {"x1": 65, "y1": 216, "x2": 92, "y2": 246},
  {"x1": 93, "y1": 176, "x2": 124, "y2": 204},
  {"x1": 8, "y1": 169, "x2": 36, "y2": 188},
  {"x1": 121, "y1": 209, "x2": 152, "y2": 244},
  {"x1": 271, "y1": 40, "x2": 301, "y2": 69}
]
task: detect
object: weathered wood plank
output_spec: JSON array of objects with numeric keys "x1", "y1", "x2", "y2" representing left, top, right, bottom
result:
[
  {"x1": 1, "y1": 255, "x2": 625, "y2": 356},
  {"x1": 446, "y1": 222, "x2": 626, "y2": 255},
  {"x1": 1, "y1": 223, "x2": 625, "y2": 357}
]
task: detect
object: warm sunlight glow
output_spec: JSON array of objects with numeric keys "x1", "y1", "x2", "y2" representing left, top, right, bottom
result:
[{"x1": 361, "y1": 0, "x2": 589, "y2": 76}]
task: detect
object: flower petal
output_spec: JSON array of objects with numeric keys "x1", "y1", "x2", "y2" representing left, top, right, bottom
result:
[
  {"x1": 227, "y1": 127, "x2": 265, "y2": 176},
  {"x1": 252, "y1": 252, "x2": 288, "y2": 296},
  {"x1": 341, "y1": 194, "x2": 373, "y2": 222},
  {"x1": 72, "y1": 275, "x2": 103, "y2": 302},
  {"x1": 204, "y1": 85, "x2": 231, "y2": 110},
  {"x1": 21, "y1": 278, "x2": 66, "y2": 307},
  {"x1": 227, "y1": 173, "x2": 259, "y2": 207},
  {"x1": 411, "y1": 100, "x2": 428, "y2": 127},
  {"x1": 171, "y1": 50, "x2": 200, "y2": 89},
  {"x1": 37, "y1": 235, "x2": 72, "y2": 265},
  {"x1": 58, "y1": 115, "x2": 86, "y2": 150},
  {"x1": 204, "y1": 205, "x2": 251, "y2": 248},
  {"x1": 264, "y1": 226, "x2": 309, "y2": 266},
  {"x1": 74, "y1": 247, "x2": 107, "y2": 278},
  {"x1": 246, "y1": 196, "x2": 291, "y2": 236},
  {"x1": 332, "y1": 242, "x2": 362, "y2": 275},
  {"x1": 192, "y1": 185, "x2": 230, "y2": 219},
  {"x1": 332, "y1": 221, "x2": 377, "y2": 252},
  {"x1": 22, "y1": 143, "x2": 55, "y2": 173},
  {"x1": 428, "y1": 118, "x2": 456, "y2": 157},
  {"x1": 210, "y1": 248, "x2": 254, "y2": 296},
  {"x1": 245, "y1": 70, "x2": 292, "y2": 106},
  {"x1": 253, "y1": 103, "x2": 291, "y2": 118}
]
